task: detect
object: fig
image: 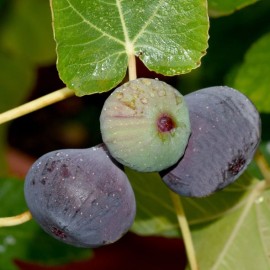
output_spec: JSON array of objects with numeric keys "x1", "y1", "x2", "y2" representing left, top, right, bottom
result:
[
  {"x1": 162, "y1": 86, "x2": 261, "y2": 197},
  {"x1": 100, "y1": 78, "x2": 191, "y2": 172},
  {"x1": 24, "y1": 144, "x2": 136, "y2": 248}
]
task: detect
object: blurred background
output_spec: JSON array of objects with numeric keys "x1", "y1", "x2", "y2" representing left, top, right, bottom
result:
[{"x1": 0, "y1": 0, "x2": 270, "y2": 269}]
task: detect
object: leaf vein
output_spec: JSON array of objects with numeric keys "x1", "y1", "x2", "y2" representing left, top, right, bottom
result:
[
  {"x1": 132, "y1": 0, "x2": 166, "y2": 45},
  {"x1": 211, "y1": 181, "x2": 266, "y2": 270},
  {"x1": 65, "y1": 0, "x2": 125, "y2": 46}
]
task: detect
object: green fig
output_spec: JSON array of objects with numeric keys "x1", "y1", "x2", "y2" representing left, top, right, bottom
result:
[{"x1": 100, "y1": 78, "x2": 191, "y2": 172}]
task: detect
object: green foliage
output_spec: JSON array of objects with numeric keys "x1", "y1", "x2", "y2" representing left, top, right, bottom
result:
[
  {"x1": 208, "y1": 0, "x2": 260, "y2": 17},
  {"x1": 0, "y1": 0, "x2": 56, "y2": 111},
  {"x1": 51, "y1": 0, "x2": 209, "y2": 96},
  {"x1": 0, "y1": 0, "x2": 270, "y2": 269},
  {"x1": 0, "y1": 178, "x2": 91, "y2": 270},
  {"x1": 0, "y1": 0, "x2": 56, "y2": 176},
  {"x1": 0, "y1": 0, "x2": 56, "y2": 65},
  {"x1": 231, "y1": 33, "x2": 270, "y2": 113},
  {"x1": 126, "y1": 168, "x2": 256, "y2": 237},
  {"x1": 187, "y1": 181, "x2": 270, "y2": 270},
  {"x1": 0, "y1": 53, "x2": 34, "y2": 112}
]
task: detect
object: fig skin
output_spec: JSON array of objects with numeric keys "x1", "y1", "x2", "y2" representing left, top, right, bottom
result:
[
  {"x1": 24, "y1": 144, "x2": 136, "y2": 248},
  {"x1": 162, "y1": 86, "x2": 261, "y2": 197},
  {"x1": 100, "y1": 78, "x2": 191, "y2": 172}
]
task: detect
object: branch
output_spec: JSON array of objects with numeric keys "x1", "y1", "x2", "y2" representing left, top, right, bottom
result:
[
  {"x1": 0, "y1": 87, "x2": 74, "y2": 125},
  {"x1": 0, "y1": 211, "x2": 32, "y2": 227},
  {"x1": 170, "y1": 190, "x2": 199, "y2": 270}
]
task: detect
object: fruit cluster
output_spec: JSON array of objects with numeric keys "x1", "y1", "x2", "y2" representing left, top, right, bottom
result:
[{"x1": 24, "y1": 78, "x2": 261, "y2": 248}]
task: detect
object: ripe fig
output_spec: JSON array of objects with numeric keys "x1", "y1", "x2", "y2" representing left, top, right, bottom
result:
[
  {"x1": 100, "y1": 78, "x2": 191, "y2": 172},
  {"x1": 162, "y1": 86, "x2": 261, "y2": 197},
  {"x1": 24, "y1": 144, "x2": 136, "y2": 248}
]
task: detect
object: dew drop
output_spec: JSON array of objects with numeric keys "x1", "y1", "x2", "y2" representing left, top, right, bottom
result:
[
  {"x1": 255, "y1": 196, "x2": 264, "y2": 204},
  {"x1": 142, "y1": 78, "x2": 151, "y2": 85},
  {"x1": 158, "y1": 90, "x2": 166, "y2": 97},
  {"x1": 116, "y1": 92, "x2": 123, "y2": 99},
  {"x1": 140, "y1": 97, "x2": 148, "y2": 104},
  {"x1": 175, "y1": 95, "x2": 182, "y2": 105},
  {"x1": 0, "y1": 245, "x2": 6, "y2": 253},
  {"x1": 4, "y1": 235, "x2": 16, "y2": 245}
]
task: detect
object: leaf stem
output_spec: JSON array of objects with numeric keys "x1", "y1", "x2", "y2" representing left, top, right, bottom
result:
[
  {"x1": 128, "y1": 54, "x2": 137, "y2": 81},
  {"x1": 0, "y1": 211, "x2": 32, "y2": 227},
  {"x1": 0, "y1": 87, "x2": 74, "y2": 125},
  {"x1": 170, "y1": 190, "x2": 199, "y2": 270}
]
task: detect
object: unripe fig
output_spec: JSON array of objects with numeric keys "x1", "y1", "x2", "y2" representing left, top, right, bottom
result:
[
  {"x1": 162, "y1": 86, "x2": 261, "y2": 197},
  {"x1": 24, "y1": 144, "x2": 136, "y2": 248},
  {"x1": 100, "y1": 78, "x2": 191, "y2": 172}
]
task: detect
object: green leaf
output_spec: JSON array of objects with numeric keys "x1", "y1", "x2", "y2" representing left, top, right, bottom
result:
[
  {"x1": 0, "y1": 0, "x2": 56, "y2": 65},
  {"x1": 125, "y1": 167, "x2": 255, "y2": 237},
  {"x1": 231, "y1": 32, "x2": 270, "y2": 113},
  {"x1": 208, "y1": 0, "x2": 260, "y2": 17},
  {"x1": 0, "y1": 178, "x2": 91, "y2": 270},
  {"x1": 125, "y1": 168, "x2": 179, "y2": 237},
  {"x1": 183, "y1": 172, "x2": 256, "y2": 226},
  {"x1": 187, "y1": 180, "x2": 270, "y2": 270},
  {"x1": 0, "y1": 127, "x2": 8, "y2": 176},
  {"x1": 0, "y1": 52, "x2": 35, "y2": 176},
  {"x1": 0, "y1": 53, "x2": 35, "y2": 113},
  {"x1": 51, "y1": 0, "x2": 209, "y2": 96}
]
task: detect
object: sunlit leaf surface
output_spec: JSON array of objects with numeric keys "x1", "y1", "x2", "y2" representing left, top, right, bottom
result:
[{"x1": 51, "y1": 0, "x2": 209, "y2": 95}]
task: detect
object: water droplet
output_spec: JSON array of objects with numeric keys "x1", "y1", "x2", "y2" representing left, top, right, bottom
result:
[
  {"x1": 4, "y1": 235, "x2": 16, "y2": 245},
  {"x1": 116, "y1": 92, "x2": 123, "y2": 99},
  {"x1": 0, "y1": 245, "x2": 6, "y2": 253},
  {"x1": 255, "y1": 196, "x2": 264, "y2": 204},
  {"x1": 158, "y1": 90, "x2": 165, "y2": 97},
  {"x1": 175, "y1": 95, "x2": 182, "y2": 105},
  {"x1": 140, "y1": 97, "x2": 148, "y2": 104},
  {"x1": 142, "y1": 78, "x2": 151, "y2": 85}
]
